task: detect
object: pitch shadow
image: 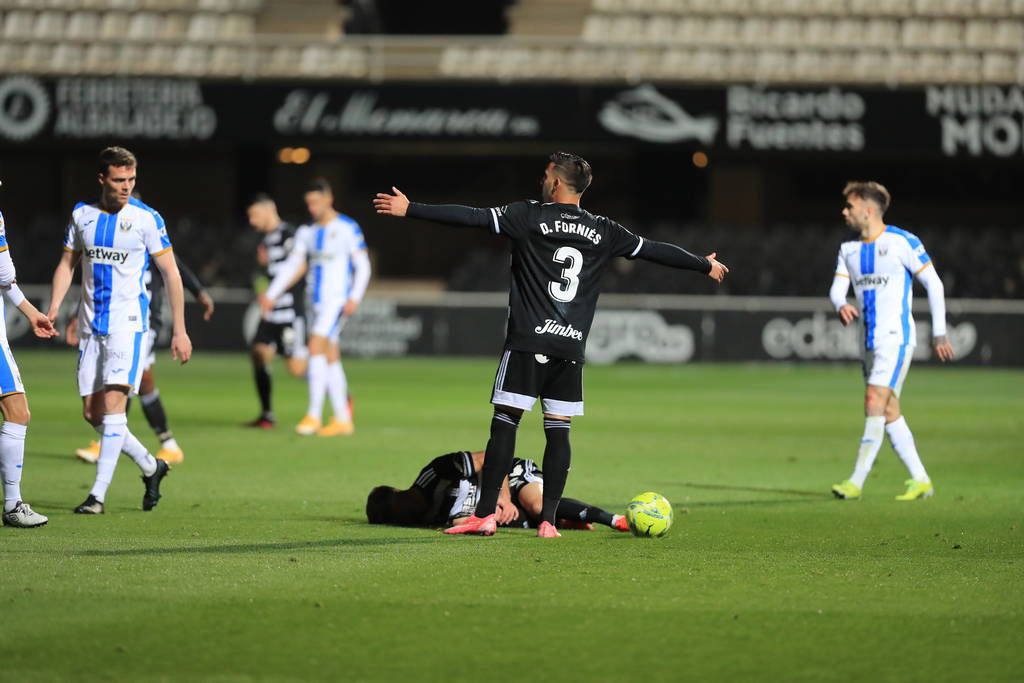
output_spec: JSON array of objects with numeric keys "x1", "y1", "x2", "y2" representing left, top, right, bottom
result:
[{"x1": 77, "y1": 535, "x2": 438, "y2": 557}]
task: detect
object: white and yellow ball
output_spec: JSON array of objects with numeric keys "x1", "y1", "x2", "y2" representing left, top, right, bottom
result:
[{"x1": 625, "y1": 491, "x2": 673, "y2": 538}]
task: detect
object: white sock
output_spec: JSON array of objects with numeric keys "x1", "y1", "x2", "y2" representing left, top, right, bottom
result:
[
  {"x1": 307, "y1": 355, "x2": 328, "y2": 420},
  {"x1": 96, "y1": 423, "x2": 156, "y2": 476},
  {"x1": 886, "y1": 416, "x2": 929, "y2": 482},
  {"x1": 849, "y1": 416, "x2": 886, "y2": 488},
  {"x1": 121, "y1": 430, "x2": 157, "y2": 477},
  {"x1": 160, "y1": 437, "x2": 180, "y2": 451},
  {"x1": 326, "y1": 362, "x2": 351, "y2": 422},
  {"x1": 91, "y1": 413, "x2": 129, "y2": 502},
  {"x1": 0, "y1": 421, "x2": 28, "y2": 512}
]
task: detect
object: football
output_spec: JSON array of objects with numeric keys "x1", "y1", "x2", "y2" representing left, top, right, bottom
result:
[{"x1": 625, "y1": 491, "x2": 674, "y2": 538}]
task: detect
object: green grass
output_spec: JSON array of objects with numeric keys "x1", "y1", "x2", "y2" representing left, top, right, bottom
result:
[{"x1": 1, "y1": 351, "x2": 1022, "y2": 682}]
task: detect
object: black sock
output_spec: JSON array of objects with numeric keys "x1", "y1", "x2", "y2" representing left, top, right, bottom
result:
[
  {"x1": 541, "y1": 418, "x2": 572, "y2": 525},
  {"x1": 475, "y1": 409, "x2": 521, "y2": 517},
  {"x1": 140, "y1": 390, "x2": 171, "y2": 442},
  {"x1": 254, "y1": 366, "x2": 272, "y2": 416},
  {"x1": 555, "y1": 498, "x2": 614, "y2": 527}
]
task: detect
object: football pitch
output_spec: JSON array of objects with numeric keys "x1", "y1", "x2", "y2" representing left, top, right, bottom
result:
[{"x1": 1, "y1": 351, "x2": 1021, "y2": 682}]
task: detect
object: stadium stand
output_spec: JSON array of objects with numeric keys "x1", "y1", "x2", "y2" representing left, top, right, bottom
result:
[{"x1": 1, "y1": 0, "x2": 1021, "y2": 83}]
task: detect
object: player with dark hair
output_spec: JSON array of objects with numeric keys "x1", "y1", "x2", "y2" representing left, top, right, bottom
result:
[
  {"x1": 246, "y1": 193, "x2": 307, "y2": 429},
  {"x1": 366, "y1": 449, "x2": 629, "y2": 532},
  {"x1": 374, "y1": 151, "x2": 728, "y2": 538},
  {"x1": 48, "y1": 146, "x2": 191, "y2": 514},
  {"x1": 260, "y1": 178, "x2": 370, "y2": 436},
  {"x1": 830, "y1": 181, "x2": 954, "y2": 501}
]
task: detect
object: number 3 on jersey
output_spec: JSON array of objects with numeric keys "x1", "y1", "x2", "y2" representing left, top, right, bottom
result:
[{"x1": 549, "y1": 246, "x2": 583, "y2": 303}]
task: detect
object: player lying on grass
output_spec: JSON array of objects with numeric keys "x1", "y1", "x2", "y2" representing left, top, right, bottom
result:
[{"x1": 366, "y1": 449, "x2": 628, "y2": 532}]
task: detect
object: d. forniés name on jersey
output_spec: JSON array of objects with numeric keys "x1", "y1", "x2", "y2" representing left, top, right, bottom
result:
[
  {"x1": 535, "y1": 319, "x2": 584, "y2": 340},
  {"x1": 85, "y1": 246, "x2": 130, "y2": 265},
  {"x1": 539, "y1": 220, "x2": 602, "y2": 245}
]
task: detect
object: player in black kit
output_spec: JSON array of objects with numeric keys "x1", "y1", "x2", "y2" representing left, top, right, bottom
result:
[
  {"x1": 365, "y1": 449, "x2": 629, "y2": 532},
  {"x1": 246, "y1": 194, "x2": 307, "y2": 428},
  {"x1": 374, "y1": 151, "x2": 728, "y2": 538}
]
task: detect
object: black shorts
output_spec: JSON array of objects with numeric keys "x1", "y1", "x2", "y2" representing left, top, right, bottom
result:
[
  {"x1": 253, "y1": 318, "x2": 307, "y2": 358},
  {"x1": 491, "y1": 349, "x2": 584, "y2": 416}
]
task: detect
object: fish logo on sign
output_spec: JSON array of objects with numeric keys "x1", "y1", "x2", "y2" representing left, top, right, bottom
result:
[{"x1": 598, "y1": 85, "x2": 719, "y2": 145}]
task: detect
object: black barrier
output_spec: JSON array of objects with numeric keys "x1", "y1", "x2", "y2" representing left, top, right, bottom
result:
[
  {"x1": 8, "y1": 290, "x2": 1022, "y2": 365},
  {"x1": 2, "y1": 76, "x2": 1022, "y2": 159}
]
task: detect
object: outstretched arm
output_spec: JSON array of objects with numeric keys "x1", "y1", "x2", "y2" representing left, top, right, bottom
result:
[
  {"x1": 374, "y1": 187, "x2": 491, "y2": 229},
  {"x1": 635, "y1": 239, "x2": 729, "y2": 283}
]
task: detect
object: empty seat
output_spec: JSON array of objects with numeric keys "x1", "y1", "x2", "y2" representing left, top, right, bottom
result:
[
  {"x1": 2, "y1": 10, "x2": 36, "y2": 39},
  {"x1": 66, "y1": 11, "x2": 101, "y2": 39}
]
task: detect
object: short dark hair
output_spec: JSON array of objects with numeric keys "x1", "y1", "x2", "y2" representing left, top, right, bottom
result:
[
  {"x1": 97, "y1": 146, "x2": 137, "y2": 175},
  {"x1": 548, "y1": 151, "x2": 592, "y2": 194},
  {"x1": 247, "y1": 193, "x2": 276, "y2": 208},
  {"x1": 843, "y1": 181, "x2": 891, "y2": 215},
  {"x1": 366, "y1": 486, "x2": 398, "y2": 524},
  {"x1": 306, "y1": 177, "x2": 332, "y2": 195}
]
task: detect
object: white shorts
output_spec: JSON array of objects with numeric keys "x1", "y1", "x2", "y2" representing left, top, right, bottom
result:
[
  {"x1": 309, "y1": 300, "x2": 347, "y2": 340},
  {"x1": 0, "y1": 335, "x2": 25, "y2": 396},
  {"x1": 863, "y1": 344, "x2": 912, "y2": 397},
  {"x1": 77, "y1": 331, "x2": 146, "y2": 397}
]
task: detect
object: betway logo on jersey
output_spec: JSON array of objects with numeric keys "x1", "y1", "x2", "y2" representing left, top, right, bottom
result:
[
  {"x1": 855, "y1": 274, "x2": 890, "y2": 288},
  {"x1": 85, "y1": 246, "x2": 130, "y2": 265},
  {"x1": 535, "y1": 319, "x2": 584, "y2": 341}
]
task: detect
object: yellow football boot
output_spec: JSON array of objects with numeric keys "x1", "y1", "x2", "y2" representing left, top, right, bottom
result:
[
  {"x1": 157, "y1": 444, "x2": 185, "y2": 465},
  {"x1": 895, "y1": 479, "x2": 934, "y2": 501},
  {"x1": 831, "y1": 480, "x2": 862, "y2": 500},
  {"x1": 295, "y1": 415, "x2": 322, "y2": 436},
  {"x1": 75, "y1": 440, "x2": 100, "y2": 464},
  {"x1": 317, "y1": 418, "x2": 354, "y2": 437}
]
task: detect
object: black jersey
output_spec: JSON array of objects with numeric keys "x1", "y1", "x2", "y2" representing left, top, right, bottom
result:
[
  {"x1": 410, "y1": 451, "x2": 477, "y2": 526},
  {"x1": 261, "y1": 221, "x2": 303, "y2": 324},
  {"x1": 145, "y1": 255, "x2": 204, "y2": 336},
  {"x1": 488, "y1": 201, "x2": 642, "y2": 361}
]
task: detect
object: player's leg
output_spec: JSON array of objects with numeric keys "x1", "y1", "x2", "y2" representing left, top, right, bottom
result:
[
  {"x1": 249, "y1": 318, "x2": 279, "y2": 427},
  {"x1": 284, "y1": 316, "x2": 308, "y2": 379},
  {"x1": 833, "y1": 348, "x2": 895, "y2": 499},
  {"x1": 0, "y1": 343, "x2": 48, "y2": 527},
  {"x1": 298, "y1": 303, "x2": 342, "y2": 435},
  {"x1": 516, "y1": 481, "x2": 625, "y2": 531},
  {"x1": 319, "y1": 330, "x2": 354, "y2": 436},
  {"x1": 138, "y1": 354, "x2": 184, "y2": 464},
  {"x1": 77, "y1": 332, "x2": 168, "y2": 513},
  {"x1": 536, "y1": 357, "x2": 585, "y2": 536},
  {"x1": 445, "y1": 351, "x2": 537, "y2": 536},
  {"x1": 882, "y1": 357, "x2": 933, "y2": 500}
]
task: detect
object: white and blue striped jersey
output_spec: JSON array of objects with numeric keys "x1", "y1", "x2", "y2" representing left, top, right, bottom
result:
[
  {"x1": 834, "y1": 226, "x2": 933, "y2": 350},
  {"x1": 292, "y1": 214, "x2": 366, "y2": 306},
  {"x1": 63, "y1": 197, "x2": 172, "y2": 335},
  {"x1": 0, "y1": 209, "x2": 14, "y2": 286}
]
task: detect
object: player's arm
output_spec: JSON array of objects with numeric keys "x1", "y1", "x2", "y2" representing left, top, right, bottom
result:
[
  {"x1": 634, "y1": 239, "x2": 729, "y2": 283},
  {"x1": 262, "y1": 245, "x2": 307, "y2": 313},
  {"x1": 343, "y1": 249, "x2": 371, "y2": 317},
  {"x1": 0, "y1": 248, "x2": 56, "y2": 339},
  {"x1": 174, "y1": 255, "x2": 214, "y2": 321},
  {"x1": 916, "y1": 264, "x2": 953, "y2": 361},
  {"x1": 374, "y1": 187, "x2": 491, "y2": 229},
  {"x1": 830, "y1": 251, "x2": 858, "y2": 326},
  {"x1": 47, "y1": 249, "x2": 81, "y2": 323},
  {"x1": 153, "y1": 249, "x2": 192, "y2": 364}
]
